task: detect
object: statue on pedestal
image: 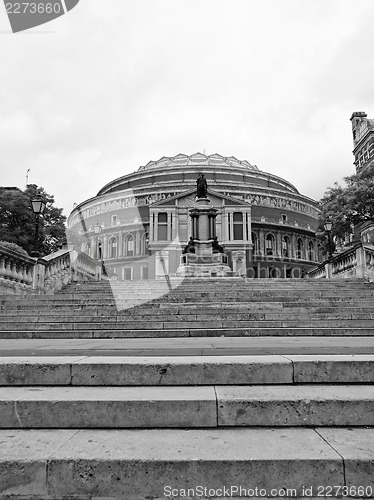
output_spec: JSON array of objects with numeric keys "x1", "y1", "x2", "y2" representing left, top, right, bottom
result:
[
  {"x1": 196, "y1": 173, "x2": 208, "y2": 198},
  {"x1": 183, "y1": 237, "x2": 196, "y2": 254},
  {"x1": 212, "y1": 237, "x2": 224, "y2": 253}
]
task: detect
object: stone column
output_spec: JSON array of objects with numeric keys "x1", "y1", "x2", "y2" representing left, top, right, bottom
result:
[
  {"x1": 198, "y1": 214, "x2": 209, "y2": 240},
  {"x1": 150, "y1": 214, "x2": 155, "y2": 242},
  {"x1": 191, "y1": 214, "x2": 199, "y2": 239},
  {"x1": 276, "y1": 232, "x2": 282, "y2": 258},
  {"x1": 356, "y1": 246, "x2": 366, "y2": 278},
  {"x1": 103, "y1": 234, "x2": 108, "y2": 259},
  {"x1": 135, "y1": 230, "x2": 141, "y2": 255},
  {"x1": 167, "y1": 212, "x2": 172, "y2": 241},
  {"x1": 171, "y1": 212, "x2": 178, "y2": 240},
  {"x1": 154, "y1": 214, "x2": 158, "y2": 241},
  {"x1": 259, "y1": 229, "x2": 265, "y2": 256}
]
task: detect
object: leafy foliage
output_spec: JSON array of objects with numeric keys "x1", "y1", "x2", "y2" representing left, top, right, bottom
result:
[
  {"x1": 0, "y1": 185, "x2": 67, "y2": 255},
  {"x1": 0, "y1": 240, "x2": 30, "y2": 257},
  {"x1": 317, "y1": 164, "x2": 374, "y2": 254}
]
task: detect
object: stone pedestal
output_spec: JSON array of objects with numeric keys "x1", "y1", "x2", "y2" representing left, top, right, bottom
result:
[{"x1": 177, "y1": 197, "x2": 233, "y2": 277}]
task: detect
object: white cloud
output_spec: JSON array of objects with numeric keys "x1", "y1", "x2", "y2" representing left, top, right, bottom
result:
[{"x1": 1, "y1": 0, "x2": 373, "y2": 214}]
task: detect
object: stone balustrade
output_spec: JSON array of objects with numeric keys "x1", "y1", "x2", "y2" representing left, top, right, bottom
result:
[
  {"x1": 0, "y1": 245, "x2": 35, "y2": 295},
  {"x1": 363, "y1": 245, "x2": 374, "y2": 281},
  {"x1": 307, "y1": 242, "x2": 374, "y2": 281},
  {"x1": 306, "y1": 264, "x2": 327, "y2": 279},
  {"x1": 330, "y1": 246, "x2": 358, "y2": 277},
  {"x1": 0, "y1": 244, "x2": 102, "y2": 296}
]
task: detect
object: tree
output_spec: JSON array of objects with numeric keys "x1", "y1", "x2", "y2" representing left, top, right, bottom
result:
[
  {"x1": 0, "y1": 187, "x2": 35, "y2": 251},
  {"x1": 0, "y1": 184, "x2": 67, "y2": 255},
  {"x1": 317, "y1": 164, "x2": 374, "y2": 254}
]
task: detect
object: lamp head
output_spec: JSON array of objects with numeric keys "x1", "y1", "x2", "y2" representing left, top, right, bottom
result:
[{"x1": 31, "y1": 195, "x2": 46, "y2": 215}]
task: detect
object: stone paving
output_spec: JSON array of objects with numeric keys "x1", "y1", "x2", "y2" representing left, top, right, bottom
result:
[{"x1": 1, "y1": 335, "x2": 374, "y2": 356}]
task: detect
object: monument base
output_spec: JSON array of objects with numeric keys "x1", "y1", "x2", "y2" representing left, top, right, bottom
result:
[{"x1": 176, "y1": 251, "x2": 234, "y2": 277}]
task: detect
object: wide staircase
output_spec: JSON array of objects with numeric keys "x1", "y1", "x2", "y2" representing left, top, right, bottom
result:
[
  {"x1": 1, "y1": 278, "x2": 374, "y2": 338},
  {"x1": 0, "y1": 279, "x2": 374, "y2": 499}
]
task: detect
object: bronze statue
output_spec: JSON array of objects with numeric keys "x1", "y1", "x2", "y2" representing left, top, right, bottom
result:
[
  {"x1": 196, "y1": 173, "x2": 208, "y2": 198},
  {"x1": 183, "y1": 237, "x2": 196, "y2": 254},
  {"x1": 212, "y1": 236, "x2": 224, "y2": 253}
]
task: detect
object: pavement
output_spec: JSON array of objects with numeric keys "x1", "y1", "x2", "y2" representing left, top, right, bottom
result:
[{"x1": 1, "y1": 336, "x2": 374, "y2": 356}]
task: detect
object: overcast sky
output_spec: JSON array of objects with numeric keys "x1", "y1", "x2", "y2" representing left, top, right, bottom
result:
[{"x1": 1, "y1": 0, "x2": 373, "y2": 217}]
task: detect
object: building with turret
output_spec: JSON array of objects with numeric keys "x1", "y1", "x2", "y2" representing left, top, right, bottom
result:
[
  {"x1": 67, "y1": 153, "x2": 321, "y2": 279},
  {"x1": 351, "y1": 111, "x2": 374, "y2": 174}
]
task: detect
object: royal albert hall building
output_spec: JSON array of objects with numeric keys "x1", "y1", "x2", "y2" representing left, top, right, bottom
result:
[{"x1": 67, "y1": 153, "x2": 321, "y2": 279}]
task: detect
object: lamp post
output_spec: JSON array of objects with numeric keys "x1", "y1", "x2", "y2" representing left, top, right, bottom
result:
[
  {"x1": 31, "y1": 195, "x2": 46, "y2": 257},
  {"x1": 324, "y1": 222, "x2": 333, "y2": 259}
]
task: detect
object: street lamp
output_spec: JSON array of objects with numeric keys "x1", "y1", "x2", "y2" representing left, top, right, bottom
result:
[
  {"x1": 31, "y1": 195, "x2": 46, "y2": 257},
  {"x1": 324, "y1": 222, "x2": 333, "y2": 259}
]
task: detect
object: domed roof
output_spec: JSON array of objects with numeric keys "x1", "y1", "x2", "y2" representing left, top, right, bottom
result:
[{"x1": 138, "y1": 152, "x2": 259, "y2": 172}]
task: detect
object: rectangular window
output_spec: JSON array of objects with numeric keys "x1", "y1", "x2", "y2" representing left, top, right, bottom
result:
[
  {"x1": 124, "y1": 237, "x2": 134, "y2": 257},
  {"x1": 122, "y1": 267, "x2": 133, "y2": 280},
  {"x1": 233, "y1": 212, "x2": 243, "y2": 240},
  {"x1": 157, "y1": 212, "x2": 168, "y2": 241},
  {"x1": 141, "y1": 266, "x2": 148, "y2": 280}
]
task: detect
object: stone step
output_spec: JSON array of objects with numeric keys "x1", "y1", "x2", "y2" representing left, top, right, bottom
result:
[
  {"x1": 1, "y1": 326, "x2": 374, "y2": 339},
  {"x1": 5, "y1": 302, "x2": 374, "y2": 315},
  {"x1": 0, "y1": 355, "x2": 373, "y2": 386},
  {"x1": 1, "y1": 318, "x2": 373, "y2": 332},
  {"x1": 3, "y1": 288, "x2": 374, "y2": 300},
  {"x1": 64, "y1": 278, "x2": 368, "y2": 287},
  {"x1": 3, "y1": 288, "x2": 374, "y2": 298},
  {"x1": 1, "y1": 312, "x2": 374, "y2": 323},
  {"x1": 13, "y1": 296, "x2": 368, "y2": 306},
  {"x1": 0, "y1": 427, "x2": 373, "y2": 498},
  {"x1": 3, "y1": 301, "x2": 374, "y2": 314},
  {"x1": 60, "y1": 280, "x2": 368, "y2": 289},
  {"x1": 1, "y1": 384, "x2": 374, "y2": 428},
  {"x1": 61, "y1": 292, "x2": 372, "y2": 299}
]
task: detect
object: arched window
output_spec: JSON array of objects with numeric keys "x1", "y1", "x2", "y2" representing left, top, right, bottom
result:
[
  {"x1": 308, "y1": 241, "x2": 315, "y2": 261},
  {"x1": 297, "y1": 238, "x2": 304, "y2": 259},
  {"x1": 140, "y1": 233, "x2": 148, "y2": 255},
  {"x1": 252, "y1": 232, "x2": 259, "y2": 255},
  {"x1": 124, "y1": 234, "x2": 135, "y2": 257},
  {"x1": 265, "y1": 234, "x2": 275, "y2": 256},
  {"x1": 282, "y1": 236, "x2": 290, "y2": 257},
  {"x1": 109, "y1": 237, "x2": 117, "y2": 259}
]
